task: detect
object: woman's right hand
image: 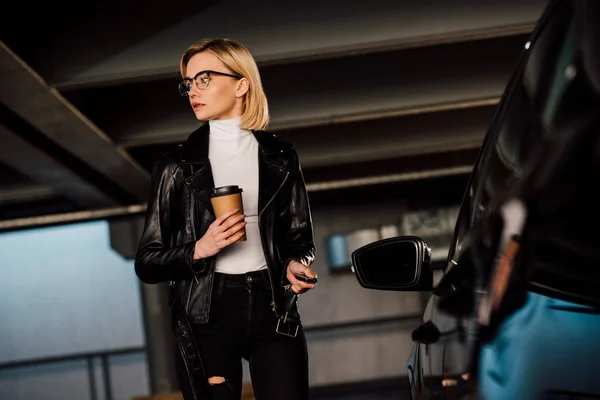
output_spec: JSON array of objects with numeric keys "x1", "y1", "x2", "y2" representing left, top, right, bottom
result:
[{"x1": 193, "y1": 208, "x2": 246, "y2": 261}]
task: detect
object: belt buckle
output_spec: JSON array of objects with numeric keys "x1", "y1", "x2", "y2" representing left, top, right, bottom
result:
[{"x1": 276, "y1": 318, "x2": 299, "y2": 337}]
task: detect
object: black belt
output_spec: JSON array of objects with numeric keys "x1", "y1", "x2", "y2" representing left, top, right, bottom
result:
[
  {"x1": 213, "y1": 270, "x2": 271, "y2": 290},
  {"x1": 212, "y1": 270, "x2": 301, "y2": 337}
]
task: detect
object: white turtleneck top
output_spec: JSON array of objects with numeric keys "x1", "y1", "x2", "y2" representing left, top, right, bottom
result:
[{"x1": 208, "y1": 117, "x2": 268, "y2": 274}]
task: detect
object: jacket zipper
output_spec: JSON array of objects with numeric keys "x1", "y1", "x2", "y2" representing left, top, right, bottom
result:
[
  {"x1": 185, "y1": 164, "x2": 207, "y2": 314},
  {"x1": 187, "y1": 190, "x2": 197, "y2": 314},
  {"x1": 259, "y1": 169, "x2": 289, "y2": 316}
]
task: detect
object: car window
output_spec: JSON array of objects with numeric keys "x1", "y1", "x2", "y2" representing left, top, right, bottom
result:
[
  {"x1": 473, "y1": 0, "x2": 573, "y2": 221},
  {"x1": 446, "y1": 0, "x2": 574, "y2": 269}
]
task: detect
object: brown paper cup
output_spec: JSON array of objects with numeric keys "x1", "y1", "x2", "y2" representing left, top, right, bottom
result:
[{"x1": 210, "y1": 185, "x2": 246, "y2": 243}]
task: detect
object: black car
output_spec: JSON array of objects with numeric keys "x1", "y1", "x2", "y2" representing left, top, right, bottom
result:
[{"x1": 351, "y1": 0, "x2": 600, "y2": 398}]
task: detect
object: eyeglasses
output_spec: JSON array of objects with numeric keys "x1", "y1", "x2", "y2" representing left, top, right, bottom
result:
[{"x1": 178, "y1": 70, "x2": 242, "y2": 97}]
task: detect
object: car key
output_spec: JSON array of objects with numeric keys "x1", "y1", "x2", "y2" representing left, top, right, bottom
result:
[{"x1": 294, "y1": 274, "x2": 318, "y2": 284}]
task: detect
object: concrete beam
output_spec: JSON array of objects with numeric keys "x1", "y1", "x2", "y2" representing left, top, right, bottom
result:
[
  {"x1": 0, "y1": 185, "x2": 56, "y2": 206},
  {"x1": 279, "y1": 103, "x2": 494, "y2": 168},
  {"x1": 0, "y1": 123, "x2": 118, "y2": 208},
  {"x1": 48, "y1": 0, "x2": 547, "y2": 88},
  {"x1": 104, "y1": 32, "x2": 522, "y2": 148},
  {"x1": 0, "y1": 41, "x2": 151, "y2": 203}
]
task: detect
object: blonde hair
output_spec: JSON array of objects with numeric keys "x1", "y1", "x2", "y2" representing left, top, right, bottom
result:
[{"x1": 180, "y1": 38, "x2": 269, "y2": 131}]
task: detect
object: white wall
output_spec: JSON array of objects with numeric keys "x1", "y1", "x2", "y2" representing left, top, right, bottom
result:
[
  {"x1": 0, "y1": 220, "x2": 149, "y2": 400},
  {"x1": 299, "y1": 199, "x2": 424, "y2": 386}
]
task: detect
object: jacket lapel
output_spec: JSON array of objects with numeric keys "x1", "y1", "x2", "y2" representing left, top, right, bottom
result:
[
  {"x1": 178, "y1": 126, "x2": 289, "y2": 216},
  {"x1": 180, "y1": 123, "x2": 215, "y2": 214},
  {"x1": 255, "y1": 132, "x2": 290, "y2": 215}
]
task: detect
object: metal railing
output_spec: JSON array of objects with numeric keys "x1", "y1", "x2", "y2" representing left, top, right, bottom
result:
[{"x1": 0, "y1": 346, "x2": 147, "y2": 400}]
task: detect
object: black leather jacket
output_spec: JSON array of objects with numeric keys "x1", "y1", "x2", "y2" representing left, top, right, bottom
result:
[
  {"x1": 134, "y1": 123, "x2": 316, "y2": 398},
  {"x1": 135, "y1": 123, "x2": 316, "y2": 323}
]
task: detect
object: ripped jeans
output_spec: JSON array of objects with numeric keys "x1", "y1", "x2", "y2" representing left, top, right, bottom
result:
[{"x1": 175, "y1": 270, "x2": 309, "y2": 400}]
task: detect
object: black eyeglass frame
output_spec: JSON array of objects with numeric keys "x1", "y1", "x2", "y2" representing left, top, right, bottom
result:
[{"x1": 178, "y1": 70, "x2": 242, "y2": 96}]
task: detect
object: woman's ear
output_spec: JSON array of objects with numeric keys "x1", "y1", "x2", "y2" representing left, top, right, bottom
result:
[{"x1": 236, "y1": 78, "x2": 249, "y2": 98}]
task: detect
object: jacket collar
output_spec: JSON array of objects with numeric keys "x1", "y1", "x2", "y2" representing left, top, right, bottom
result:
[
  {"x1": 179, "y1": 122, "x2": 287, "y2": 166},
  {"x1": 178, "y1": 122, "x2": 290, "y2": 216},
  {"x1": 181, "y1": 123, "x2": 209, "y2": 164}
]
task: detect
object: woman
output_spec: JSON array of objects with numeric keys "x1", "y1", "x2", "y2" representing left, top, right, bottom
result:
[{"x1": 134, "y1": 38, "x2": 317, "y2": 400}]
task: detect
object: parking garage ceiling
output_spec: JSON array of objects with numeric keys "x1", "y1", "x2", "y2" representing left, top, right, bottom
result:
[{"x1": 0, "y1": 0, "x2": 549, "y2": 230}]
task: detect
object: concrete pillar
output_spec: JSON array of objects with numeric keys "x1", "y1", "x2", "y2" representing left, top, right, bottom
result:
[{"x1": 109, "y1": 216, "x2": 178, "y2": 394}]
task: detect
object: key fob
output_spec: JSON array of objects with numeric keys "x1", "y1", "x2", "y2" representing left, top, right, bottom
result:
[{"x1": 294, "y1": 274, "x2": 318, "y2": 284}]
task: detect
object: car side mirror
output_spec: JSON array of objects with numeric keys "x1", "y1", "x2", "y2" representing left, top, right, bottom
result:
[{"x1": 351, "y1": 236, "x2": 434, "y2": 291}]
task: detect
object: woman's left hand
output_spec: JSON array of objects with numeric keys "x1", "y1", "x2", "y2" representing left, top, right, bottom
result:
[{"x1": 286, "y1": 260, "x2": 318, "y2": 294}]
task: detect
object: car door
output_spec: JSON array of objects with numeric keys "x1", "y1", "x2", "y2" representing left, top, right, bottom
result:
[
  {"x1": 425, "y1": 0, "x2": 574, "y2": 393},
  {"x1": 431, "y1": 0, "x2": 581, "y2": 389}
]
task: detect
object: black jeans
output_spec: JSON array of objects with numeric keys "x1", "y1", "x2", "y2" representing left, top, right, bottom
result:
[{"x1": 175, "y1": 270, "x2": 309, "y2": 400}]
